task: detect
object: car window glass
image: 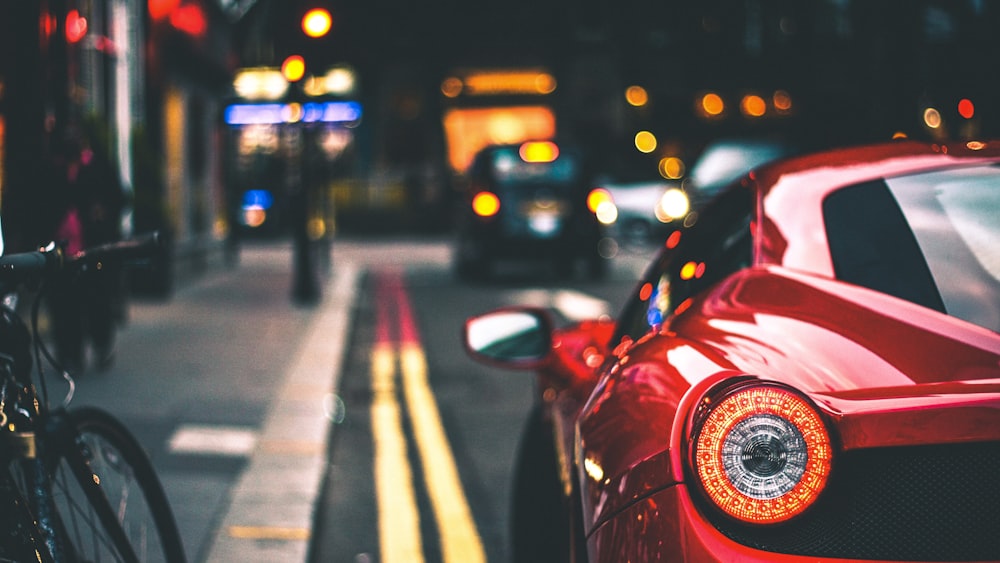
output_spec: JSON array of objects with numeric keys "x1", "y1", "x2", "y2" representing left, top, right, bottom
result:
[
  {"x1": 613, "y1": 186, "x2": 753, "y2": 344},
  {"x1": 491, "y1": 149, "x2": 580, "y2": 187},
  {"x1": 825, "y1": 166, "x2": 1000, "y2": 333},
  {"x1": 823, "y1": 179, "x2": 946, "y2": 313},
  {"x1": 669, "y1": 187, "x2": 754, "y2": 309},
  {"x1": 888, "y1": 167, "x2": 1000, "y2": 331}
]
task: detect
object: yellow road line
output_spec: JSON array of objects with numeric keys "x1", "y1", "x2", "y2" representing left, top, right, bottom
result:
[
  {"x1": 401, "y1": 344, "x2": 486, "y2": 563},
  {"x1": 371, "y1": 344, "x2": 425, "y2": 563}
]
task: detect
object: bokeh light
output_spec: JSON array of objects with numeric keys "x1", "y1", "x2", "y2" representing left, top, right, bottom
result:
[
  {"x1": 658, "y1": 156, "x2": 685, "y2": 179},
  {"x1": 626, "y1": 85, "x2": 649, "y2": 107},
  {"x1": 741, "y1": 94, "x2": 766, "y2": 117},
  {"x1": 302, "y1": 8, "x2": 332, "y2": 38},
  {"x1": 773, "y1": 90, "x2": 793, "y2": 112},
  {"x1": 958, "y1": 98, "x2": 975, "y2": 119},
  {"x1": 923, "y1": 107, "x2": 942, "y2": 129},
  {"x1": 282, "y1": 55, "x2": 306, "y2": 82},
  {"x1": 634, "y1": 131, "x2": 657, "y2": 153},
  {"x1": 700, "y1": 93, "x2": 725, "y2": 117}
]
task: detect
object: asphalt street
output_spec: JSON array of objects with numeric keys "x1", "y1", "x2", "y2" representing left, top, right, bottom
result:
[{"x1": 47, "y1": 236, "x2": 652, "y2": 562}]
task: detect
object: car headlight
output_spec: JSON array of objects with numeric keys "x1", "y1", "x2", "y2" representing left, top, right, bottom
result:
[
  {"x1": 655, "y1": 188, "x2": 690, "y2": 221},
  {"x1": 690, "y1": 382, "x2": 833, "y2": 525}
]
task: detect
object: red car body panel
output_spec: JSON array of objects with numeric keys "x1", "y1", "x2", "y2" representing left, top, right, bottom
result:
[
  {"x1": 574, "y1": 265, "x2": 1000, "y2": 537},
  {"x1": 477, "y1": 140, "x2": 1000, "y2": 562},
  {"x1": 753, "y1": 142, "x2": 1000, "y2": 275}
]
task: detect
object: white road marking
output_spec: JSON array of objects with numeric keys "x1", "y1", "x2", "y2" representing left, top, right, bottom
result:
[{"x1": 168, "y1": 424, "x2": 258, "y2": 456}]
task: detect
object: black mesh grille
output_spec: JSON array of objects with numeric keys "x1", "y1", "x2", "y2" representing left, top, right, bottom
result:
[{"x1": 701, "y1": 442, "x2": 1000, "y2": 561}]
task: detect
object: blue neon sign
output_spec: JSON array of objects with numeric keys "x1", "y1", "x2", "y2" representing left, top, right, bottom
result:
[{"x1": 225, "y1": 101, "x2": 362, "y2": 125}]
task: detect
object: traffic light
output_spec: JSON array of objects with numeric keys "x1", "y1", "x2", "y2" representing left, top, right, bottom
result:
[{"x1": 302, "y1": 8, "x2": 332, "y2": 38}]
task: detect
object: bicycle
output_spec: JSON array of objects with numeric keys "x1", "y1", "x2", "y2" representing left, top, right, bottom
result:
[{"x1": 0, "y1": 232, "x2": 186, "y2": 562}]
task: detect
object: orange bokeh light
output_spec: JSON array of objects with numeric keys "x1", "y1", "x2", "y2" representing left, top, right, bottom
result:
[
  {"x1": 302, "y1": 8, "x2": 332, "y2": 38},
  {"x1": 701, "y1": 93, "x2": 724, "y2": 116},
  {"x1": 472, "y1": 191, "x2": 501, "y2": 217},
  {"x1": 741, "y1": 94, "x2": 767, "y2": 117}
]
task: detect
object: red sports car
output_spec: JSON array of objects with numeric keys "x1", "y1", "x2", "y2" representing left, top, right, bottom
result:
[{"x1": 464, "y1": 140, "x2": 1000, "y2": 562}]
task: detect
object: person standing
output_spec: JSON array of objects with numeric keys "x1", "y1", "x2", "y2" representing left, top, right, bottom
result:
[{"x1": 71, "y1": 131, "x2": 126, "y2": 369}]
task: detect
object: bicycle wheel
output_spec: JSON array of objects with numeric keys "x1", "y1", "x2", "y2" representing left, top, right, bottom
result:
[{"x1": 46, "y1": 406, "x2": 186, "y2": 563}]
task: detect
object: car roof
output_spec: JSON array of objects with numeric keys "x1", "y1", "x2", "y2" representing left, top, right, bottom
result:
[{"x1": 747, "y1": 139, "x2": 1000, "y2": 275}]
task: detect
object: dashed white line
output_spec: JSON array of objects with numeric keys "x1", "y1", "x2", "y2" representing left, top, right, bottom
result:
[{"x1": 167, "y1": 424, "x2": 258, "y2": 457}]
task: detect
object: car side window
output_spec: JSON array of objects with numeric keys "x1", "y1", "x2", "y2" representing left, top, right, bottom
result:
[
  {"x1": 614, "y1": 186, "x2": 753, "y2": 345},
  {"x1": 823, "y1": 180, "x2": 946, "y2": 313},
  {"x1": 669, "y1": 187, "x2": 754, "y2": 311}
]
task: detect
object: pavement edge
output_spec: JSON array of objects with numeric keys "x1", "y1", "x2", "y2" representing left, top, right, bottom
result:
[{"x1": 202, "y1": 261, "x2": 360, "y2": 562}]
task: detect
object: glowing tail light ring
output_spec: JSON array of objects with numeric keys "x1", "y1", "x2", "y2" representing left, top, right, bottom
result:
[{"x1": 692, "y1": 384, "x2": 833, "y2": 525}]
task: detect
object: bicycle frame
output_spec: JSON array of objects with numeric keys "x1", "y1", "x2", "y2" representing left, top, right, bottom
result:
[{"x1": 0, "y1": 236, "x2": 163, "y2": 562}]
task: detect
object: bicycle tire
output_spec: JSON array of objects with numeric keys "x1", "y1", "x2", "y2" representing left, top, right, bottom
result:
[{"x1": 49, "y1": 406, "x2": 187, "y2": 563}]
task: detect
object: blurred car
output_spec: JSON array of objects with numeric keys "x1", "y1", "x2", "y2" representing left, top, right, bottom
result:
[
  {"x1": 464, "y1": 139, "x2": 1000, "y2": 562},
  {"x1": 453, "y1": 141, "x2": 612, "y2": 280},
  {"x1": 599, "y1": 138, "x2": 794, "y2": 245},
  {"x1": 600, "y1": 179, "x2": 683, "y2": 244},
  {"x1": 670, "y1": 137, "x2": 796, "y2": 229}
]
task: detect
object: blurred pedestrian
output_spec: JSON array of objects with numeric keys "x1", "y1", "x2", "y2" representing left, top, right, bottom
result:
[
  {"x1": 46, "y1": 128, "x2": 126, "y2": 371},
  {"x1": 45, "y1": 135, "x2": 87, "y2": 371}
]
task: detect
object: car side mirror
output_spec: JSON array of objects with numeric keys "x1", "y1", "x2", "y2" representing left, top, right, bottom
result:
[{"x1": 463, "y1": 307, "x2": 553, "y2": 369}]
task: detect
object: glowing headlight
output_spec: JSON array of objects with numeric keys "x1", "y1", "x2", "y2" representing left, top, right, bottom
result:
[
  {"x1": 692, "y1": 384, "x2": 833, "y2": 525},
  {"x1": 656, "y1": 188, "x2": 690, "y2": 221}
]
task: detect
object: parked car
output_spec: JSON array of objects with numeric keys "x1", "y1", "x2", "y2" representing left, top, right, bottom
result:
[
  {"x1": 453, "y1": 141, "x2": 612, "y2": 280},
  {"x1": 464, "y1": 139, "x2": 1000, "y2": 562}
]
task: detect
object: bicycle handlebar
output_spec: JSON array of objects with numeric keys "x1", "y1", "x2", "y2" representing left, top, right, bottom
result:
[
  {"x1": 0, "y1": 231, "x2": 163, "y2": 286},
  {"x1": 70, "y1": 231, "x2": 163, "y2": 269}
]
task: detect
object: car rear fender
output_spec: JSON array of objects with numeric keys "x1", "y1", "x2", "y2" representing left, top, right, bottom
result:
[{"x1": 575, "y1": 331, "x2": 747, "y2": 536}]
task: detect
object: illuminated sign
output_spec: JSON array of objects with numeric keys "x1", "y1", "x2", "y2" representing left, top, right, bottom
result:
[
  {"x1": 225, "y1": 102, "x2": 362, "y2": 125},
  {"x1": 442, "y1": 69, "x2": 557, "y2": 97},
  {"x1": 442, "y1": 106, "x2": 555, "y2": 172}
]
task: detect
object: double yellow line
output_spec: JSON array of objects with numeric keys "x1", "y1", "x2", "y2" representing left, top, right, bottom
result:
[{"x1": 371, "y1": 341, "x2": 486, "y2": 563}]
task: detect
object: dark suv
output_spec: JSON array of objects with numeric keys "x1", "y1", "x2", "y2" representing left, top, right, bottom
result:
[{"x1": 453, "y1": 141, "x2": 611, "y2": 280}]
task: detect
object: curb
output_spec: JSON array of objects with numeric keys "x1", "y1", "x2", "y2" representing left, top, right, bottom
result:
[{"x1": 202, "y1": 262, "x2": 360, "y2": 562}]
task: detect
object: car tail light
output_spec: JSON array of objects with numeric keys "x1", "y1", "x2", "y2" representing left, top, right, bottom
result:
[
  {"x1": 691, "y1": 383, "x2": 833, "y2": 525},
  {"x1": 472, "y1": 191, "x2": 501, "y2": 217},
  {"x1": 519, "y1": 141, "x2": 559, "y2": 163}
]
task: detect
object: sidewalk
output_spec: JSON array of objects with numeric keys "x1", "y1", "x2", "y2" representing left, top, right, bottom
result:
[{"x1": 200, "y1": 257, "x2": 360, "y2": 561}]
